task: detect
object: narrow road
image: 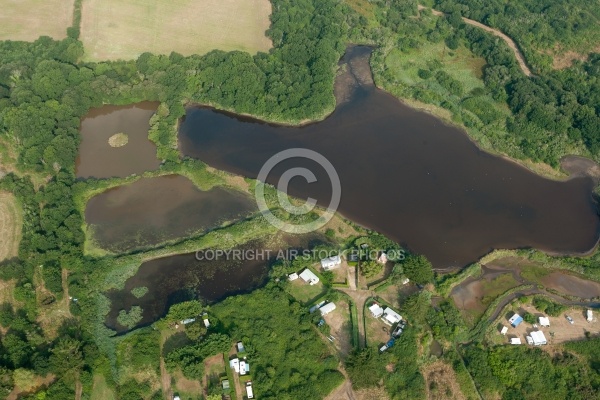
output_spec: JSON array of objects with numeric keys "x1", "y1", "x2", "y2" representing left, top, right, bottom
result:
[
  {"x1": 339, "y1": 288, "x2": 372, "y2": 349},
  {"x1": 159, "y1": 333, "x2": 173, "y2": 400},
  {"x1": 418, "y1": 5, "x2": 533, "y2": 76}
]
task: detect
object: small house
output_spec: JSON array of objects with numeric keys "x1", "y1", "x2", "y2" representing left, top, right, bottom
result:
[
  {"x1": 288, "y1": 272, "x2": 299, "y2": 281},
  {"x1": 368, "y1": 303, "x2": 384, "y2": 318},
  {"x1": 240, "y1": 360, "x2": 247, "y2": 375},
  {"x1": 222, "y1": 380, "x2": 230, "y2": 390},
  {"x1": 237, "y1": 341, "x2": 246, "y2": 353},
  {"x1": 509, "y1": 313, "x2": 523, "y2": 328},
  {"x1": 530, "y1": 331, "x2": 547, "y2": 346},
  {"x1": 319, "y1": 302, "x2": 337, "y2": 316},
  {"x1": 382, "y1": 307, "x2": 402, "y2": 326},
  {"x1": 539, "y1": 317, "x2": 550, "y2": 327},
  {"x1": 320, "y1": 255, "x2": 342, "y2": 271},
  {"x1": 588, "y1": 309, "x2": 593, "y2": 322},
  {"x1": 500, "y1": 326, "x2": 508, "y2": 335},
  {"x1": 230, "y1": 358, "x2": 240, "y2": 373},
  {"x1": 510, "y1": 338, "x2": 522, "y2": 345},
  {"x1": 299, "y1": 268, "x2": 320, "y2": 285}
]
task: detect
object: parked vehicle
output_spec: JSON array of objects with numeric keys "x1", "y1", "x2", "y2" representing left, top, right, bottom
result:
[{"x1": 566, "y1": 315, "x2": 574, "y2": 324}]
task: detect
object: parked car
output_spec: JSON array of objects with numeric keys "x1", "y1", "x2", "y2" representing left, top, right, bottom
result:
[{"x1": 566, "y1": 315, "x2": 574, "y2": 324}]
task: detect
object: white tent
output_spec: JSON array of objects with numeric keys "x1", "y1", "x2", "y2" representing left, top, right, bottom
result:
[
  {"x1": 510, "y1": 338, "x2": 522, "y2": 345},
  {"x1": 539, "y1": 317, "x2": 550, "y2": 327},
  {"x1": 368, "y1": 303, "x2": 384, "y2": 318},
  {"x1": 382, "y1": 307, "x2": 402, "y2": 325},
  {"x1": 530, "y1": 331, "x2": 547, "y2": 345},
  {"x1": 319, "y1": 302, "x2": 337, "y2": 316}
]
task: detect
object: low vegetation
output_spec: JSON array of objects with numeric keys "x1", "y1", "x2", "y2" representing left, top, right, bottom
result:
[
  {"x1": 80, "y1": 0, "x2": 273, "y2": 61},
  {"x1": 0, "y1": 0, "x2": 74, "y2": 41},
  {"x1": 0, "y1": 192, "x2": 22, "y2": 261}
]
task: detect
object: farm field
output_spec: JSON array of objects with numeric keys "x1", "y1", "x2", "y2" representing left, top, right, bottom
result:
[
  {"x1": 80, "y1": 0, "x2": 272, "y2": 61},
  {"x1": 0, "y1": 192, "x2": 22, "y2": 262},
  {"x1": 0, "y1": 0, "x2": 74, "y2": 41}
]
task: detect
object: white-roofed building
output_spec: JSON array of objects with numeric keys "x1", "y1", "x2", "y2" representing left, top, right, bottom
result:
[
  {"x1": 588, "y1": 309, "x2": 593, "y2": 322},
  {"x1": 539, "y1": 317, "x2": 550, "y2": 327},
  {"x1": 510, "y1": 338, "x2": 522, "y2": 345},
  {"x1": 530, "y1": 331, "x2": 547, "y2": 345},
  {"x1": 230, "y1": 358, "x2": 240, "y2": 373},
  {"x1": 369, "y1": 303, "x2": 384, "y2": 318},
  {"x1": 319, "y1": 302, "x2": 337, "y2": 316},
  {"x1": 320, "y1": 255, "x2": 342, "y2": 271},
  {"x1": 288, "y1": 272, "x2": 299, "y2": 281},
  {"x1": 500, "y1": 326, "x2": 508, "y2": 335},
  {"x1": 299, "y1": 268, "x2": 320, "y2": 285},
  {"x1": 382, "y1": 307, "x2": 402, "y2": 325}
]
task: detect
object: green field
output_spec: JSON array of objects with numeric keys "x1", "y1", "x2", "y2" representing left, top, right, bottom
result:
[
  {"x1": 384, "y1": 42, "x2": 486, "y2": 94},
  {"x1": 80, "y1": 0, "x2": 272, "y2": 61},
  {"x1": 0, "y1": 0, "x2": 74, "y2": 41}
]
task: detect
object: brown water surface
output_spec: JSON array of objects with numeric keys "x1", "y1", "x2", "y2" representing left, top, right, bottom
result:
[
  {"x1": 178, "y1": 46, "x2": 600, "y2": 268},
  {"x1": 105, "y1": 234, "x2": 331, "y2": 332},
  {"x1": 77, "y1": 102, "x2": 161, "y2": 178},
  {"x1": 85, "y1": 175, "x2": 256, "y2": 252}
]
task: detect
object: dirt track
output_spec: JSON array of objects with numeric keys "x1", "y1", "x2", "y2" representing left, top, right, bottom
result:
[
  {"x1": 0, "y1": 192, "x2": 22, "y2": 261},
  {"x1": 418, "y1": 5, "x2": 533, "y2": 76}
]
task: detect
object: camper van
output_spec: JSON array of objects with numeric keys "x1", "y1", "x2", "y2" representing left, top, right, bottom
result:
[{"x1": 246, "y1": 382, "x2": 254, "y2": 399}]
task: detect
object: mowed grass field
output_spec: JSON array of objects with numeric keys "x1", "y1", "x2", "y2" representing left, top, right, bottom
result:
[
  {"x1": 0, "y1": 0, "x2": 74, "y2": 41},
  {"x1": 80, "y1": 0, "x2": 272, "y2": 61},
  {"x1": 0, "y1": 192, "x2": 22, "y2": 261}
]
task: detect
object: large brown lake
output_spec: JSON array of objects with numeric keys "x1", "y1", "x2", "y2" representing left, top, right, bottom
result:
[{"x1": 179, "y1": 46, "x2": 600, "y2": 268}]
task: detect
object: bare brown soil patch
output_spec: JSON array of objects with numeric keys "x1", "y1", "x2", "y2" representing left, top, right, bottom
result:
[
  {"x1": 548, "y1": 45, "x2": 600, "y2": 70},
  {"x1": 0, "y1": 0, "x2": 74, "y2": 41},
  {"x1": 423, "y1": 361, "x2": 466, "y2": 400},
  {"x1": 322, "y1": 301, "x2": 353, "y2": 358}
]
